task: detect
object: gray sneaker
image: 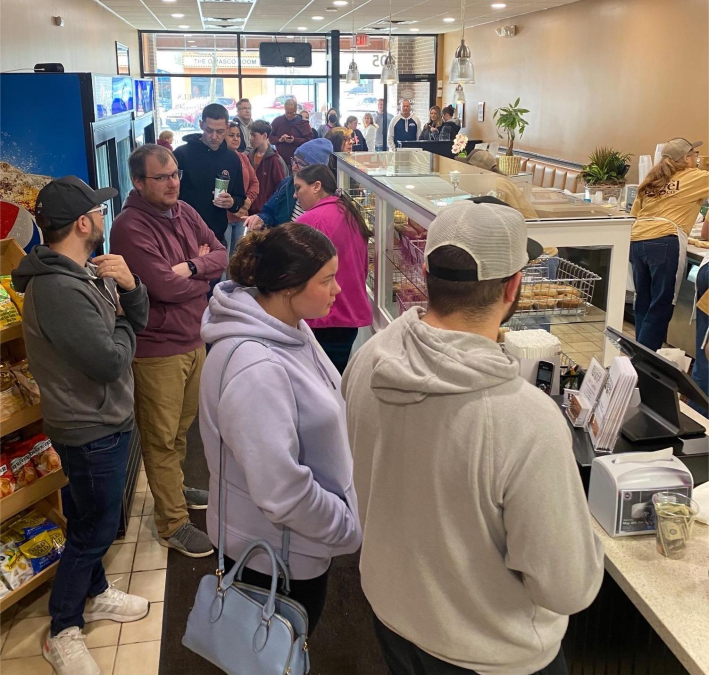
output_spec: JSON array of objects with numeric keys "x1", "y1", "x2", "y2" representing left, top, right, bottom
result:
[
  {"x1": 160, "y1": 522, "x2": 214, "y2": 558},
  {"x1": 183, "y1": 486, "x2": 209, "y2": 510}
]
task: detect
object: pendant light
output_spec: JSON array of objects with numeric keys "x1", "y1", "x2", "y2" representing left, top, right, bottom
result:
[
  {"x1": 450, "y1": 0, "x2": 475, "y2": 84},
  {"x1": 380, "y1": 0, "x2": 399, "y2": 84},
  {"x1": 345, "y1": 0, "x2": 360, "y2": 84},
  {"x1": 454, "y1": 84, "x2": 466, "y2": 105}
]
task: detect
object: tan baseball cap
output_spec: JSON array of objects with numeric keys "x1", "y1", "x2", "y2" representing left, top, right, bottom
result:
[
  {"x1": 661, "y1": 138, "x2": 703, "y2": 162},
  {"x1": 424, "y1": 198, "x2": 542, "y2": 282},
  {"x1": 465, "y1": 149, "x2": 498, "y2": 172}
]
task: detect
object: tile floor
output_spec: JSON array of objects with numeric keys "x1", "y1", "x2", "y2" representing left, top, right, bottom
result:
[
  {"x1": 551, "y1": 320, "x2": 637, "y2": 371},
  {"x1": 1, "y1": 469, "x2": 165, "y2": 675}
]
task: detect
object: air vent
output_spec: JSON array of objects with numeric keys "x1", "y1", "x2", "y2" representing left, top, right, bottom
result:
[{"x1": 200, "y1": 0, "x2": 254, "y2": 4}]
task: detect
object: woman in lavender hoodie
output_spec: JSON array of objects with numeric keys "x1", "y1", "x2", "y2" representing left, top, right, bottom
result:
[
  {"x1": 199, "y1": 223, "x2": 362, "y2": 631},
  {"x1": 294, "y1": 164, "x2": 373, "y2": 373}
]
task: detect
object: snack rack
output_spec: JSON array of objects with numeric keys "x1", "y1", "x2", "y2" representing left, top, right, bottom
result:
[{"x1": 1, "y1": 238, "x2": 67, "y2": 612}]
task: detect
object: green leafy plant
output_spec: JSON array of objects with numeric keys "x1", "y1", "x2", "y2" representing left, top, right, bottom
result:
[
  {"x1": 581, "y1": 147, "x2": 632, "y2": 185},
  {"x1": 493, "y1": 98, "x2": 529, "y2": 156}
]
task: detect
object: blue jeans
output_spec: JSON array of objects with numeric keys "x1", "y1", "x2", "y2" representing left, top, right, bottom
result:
[
  {"x1": 49, "y1": 431, "x2": 132, "y2": 635},
  {"x1": 630, "y1": 235, "x2": 680, "y2": 351},
  {"x1": 690, "y1": 264, "x2": 709, "y2": 415}
]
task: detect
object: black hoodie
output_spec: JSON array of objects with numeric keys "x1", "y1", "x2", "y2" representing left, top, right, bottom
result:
[
  {"x1": 12, "y1": 246, "x2": 149, "y2": 445},
  {"x1": 173, "y1": 134, "x2": 246, "y2": 242}
]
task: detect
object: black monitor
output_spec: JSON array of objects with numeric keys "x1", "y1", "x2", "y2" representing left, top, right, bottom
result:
[{"x1": 605, "y1": 327, "x2": 708, "y2": 442}]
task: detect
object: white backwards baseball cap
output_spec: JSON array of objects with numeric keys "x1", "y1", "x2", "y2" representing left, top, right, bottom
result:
[{"x1": 424, "y1": 197, "x2": 543, "y2": 282}]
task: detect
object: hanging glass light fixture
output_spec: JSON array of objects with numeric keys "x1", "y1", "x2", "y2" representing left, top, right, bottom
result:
[
  {"x1": 345, "y1": 0, "x2": 360, "y2": 84},
  {"x1": 380, "y1": 0, "x2": 399, "y2": 84},
  {"x1": 454, "y1": 84, "x2": 466, "y2": 105},
  {"x1": 450, "y1": 0, "x2": 475, "y2": 84}
]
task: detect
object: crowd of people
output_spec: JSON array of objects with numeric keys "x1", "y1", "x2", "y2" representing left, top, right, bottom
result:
[{"x1": 14, "y1": 89, "x2": 707, "y2": 675}]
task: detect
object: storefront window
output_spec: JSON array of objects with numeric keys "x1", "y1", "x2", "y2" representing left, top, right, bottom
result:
[{"x1": 141, "y1": 32, "x2": 331, "y2": 148}]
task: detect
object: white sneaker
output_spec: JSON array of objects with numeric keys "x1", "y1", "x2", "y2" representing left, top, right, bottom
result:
[
  {"x1": 83, "y1": 580, "x2": 150, "y2": 623},
  {"x1": 43, "y1": 627, "x2": 101, "y2": 675}
]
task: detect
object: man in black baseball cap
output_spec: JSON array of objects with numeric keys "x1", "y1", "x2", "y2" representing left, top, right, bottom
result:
[{"x1": 12, "y1": 175, "x2": 152, "y2": 675}]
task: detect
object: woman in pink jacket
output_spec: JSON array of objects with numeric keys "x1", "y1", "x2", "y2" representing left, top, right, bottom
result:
[
  {"x1": 226, "y1": 121, "x2": 260, "y2": 255},
  {"x1": 294, "y1": 163, "x2": 373, "y2": 372}
]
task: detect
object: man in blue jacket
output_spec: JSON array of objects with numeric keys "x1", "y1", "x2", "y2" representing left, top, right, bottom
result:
[
  {"x1": 387, "y1": 99, "x2": 421, "y2": 151},
  {"x1": 243, "y1": 137, "x2": 333, "y2": 231}
]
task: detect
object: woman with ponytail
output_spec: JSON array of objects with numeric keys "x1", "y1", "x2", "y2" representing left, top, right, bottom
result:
[
  {"x1": 293, "y1": 163, "x2": 373, "y2": 373},
  {"x1": 630, "y1": 138, "x2": 709, "y2": 349},
  {"x1": 199, "y1": 223, "x2": 362, "y2": 632}
]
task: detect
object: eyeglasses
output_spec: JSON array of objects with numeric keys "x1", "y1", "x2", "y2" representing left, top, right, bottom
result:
[
  {"x1": 144, "y1": 170, "x2": 183, "y2": 183},
  {"x1": 87, "y1": 204, "x2": 108, "y2": 217}
]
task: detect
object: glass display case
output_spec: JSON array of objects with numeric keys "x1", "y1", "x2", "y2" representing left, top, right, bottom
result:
[{"x1": 336, "y1": 150, "x2": 634, "y2": 365}]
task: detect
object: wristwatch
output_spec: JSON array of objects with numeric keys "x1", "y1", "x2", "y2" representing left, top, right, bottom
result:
[{"x1": 186, "y1": 261, "x2": 198, "y2": 277}]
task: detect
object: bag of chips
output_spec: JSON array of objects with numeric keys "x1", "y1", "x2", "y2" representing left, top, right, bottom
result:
[
  {"x1": 11, "y1": 510, "x2": 54, "y2": 541},
  {"x1": 27, "y1": 435, "x2": 61, "y2": 476},
  {"x1": 9, "y1": 443, "x2": 38, "y2": 488},
  {"x1": 19, "y1": 528, "x2": 65, "y2": 574},
  {"x1": 0, "y1": 363, "x2": 27, "y2": 422},
  {"x1": 0, "y1": 544, "x2": 33, "y2": 589},
  {"x1": 0, "y1": 577, "x2": 11, "y2": 598},
  {"x1": 0, "y1": 285, "x2": 21, "y2": 328},
  {"x1": 0, "y1": 276, "x2": 24, "y2": 315},
  {"x1": 0, "y1": 453, "x2": 17, "y2": 499},
  {"x1": 10, "y1": 360, "x2": 39, "y2": 405}
]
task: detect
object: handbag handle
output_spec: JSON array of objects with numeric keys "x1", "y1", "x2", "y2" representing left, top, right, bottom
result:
[{"x1": 216, "y1": 340, "x2": 291, "y2": 589}]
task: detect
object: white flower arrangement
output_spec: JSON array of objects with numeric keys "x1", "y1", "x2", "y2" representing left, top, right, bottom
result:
[{"x1": 451, "y1": 133, "x2": 469, "y2": 157}]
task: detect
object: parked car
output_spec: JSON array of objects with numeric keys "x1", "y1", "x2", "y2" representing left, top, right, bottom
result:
[{"x1": 164, "y1": 100, "x2": 203, "y2": 131}]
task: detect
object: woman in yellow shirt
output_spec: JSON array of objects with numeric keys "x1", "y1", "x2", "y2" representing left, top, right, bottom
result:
[{"x1": 629, "y1": 138, "x2": 709, "y2": 349}]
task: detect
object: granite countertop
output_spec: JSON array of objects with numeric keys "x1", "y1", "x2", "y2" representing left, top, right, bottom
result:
[{"x1": 591, "y1": 402, "x2": 709, "y2": 675}]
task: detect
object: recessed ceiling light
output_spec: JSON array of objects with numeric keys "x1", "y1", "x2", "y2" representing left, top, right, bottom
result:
[
  {"x1": 178, "y1": 24, "x2": 190, "y2": 28},
  {"x1": 333, "y1": 0, "x2": 348, "y2": 5},
  {"x1": 171, "y1": 13, "x2": 184, "y2": 17},
  {"x1": 188, "y1": 40, "x2": 196, "y2": 43},
  {"x1": 312, "y1": 15, "x2": 324, "y2": 20},
  {"x1": 162, "y1": 0, "x2": 176, "y2": 3},
  {"x1": 297, "y1": 26, "x2": 308, "y2": 30},
  {"x1": 443, "y1": 17, "x2": 456, "y2": 22},
  {"x1": 409, "y1": 27, "x2": 419, "y2": 31},
  {"x1": 491, "y1": 3, "x2": 507, "y2": 8},
  {"x1": 405, "y1": 185, "x2": 415, "y2": 189}
]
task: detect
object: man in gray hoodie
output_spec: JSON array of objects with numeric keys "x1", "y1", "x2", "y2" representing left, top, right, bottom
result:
[
  {"x1": 343, "y1": 199, "x2": 604, "y2": 675},
  {"x1": 12, "y1": 176, "x2": 150, "y2": 675}
]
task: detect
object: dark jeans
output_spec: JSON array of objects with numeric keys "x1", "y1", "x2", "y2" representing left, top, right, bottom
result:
[
  {"x1": 690, "y1": 263, "x2": 709, "y2": 415},
  {"x1": 311, "y1": 327, "x2": 359, "y2": 375},
  {"x1": 224, "y1": 557, "x2": 330, "y2": 632},
  {"x1": 373, "y1": 615, "x2": 568, "y2": 675},
  {"x1": 630, "y1": 235, "x2": 680, "y2": 350},
  {"x1": 49, "y1": 431, "x2": 132, "y2": 636}
]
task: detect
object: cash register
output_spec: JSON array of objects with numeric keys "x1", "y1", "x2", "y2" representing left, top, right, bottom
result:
[{"x1": 558, "y1": 328, "x2": 708, "y2": 492}]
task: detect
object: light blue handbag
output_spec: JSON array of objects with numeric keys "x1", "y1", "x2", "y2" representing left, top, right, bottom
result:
[{"x1": 182, "y1": 339, "x2": 311, "y2": 675}]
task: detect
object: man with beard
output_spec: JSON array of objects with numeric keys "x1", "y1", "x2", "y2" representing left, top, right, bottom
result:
[
  {"x1": 12, "y1": 176, "x2": 151, "y2": 675},
  {"x1": 343, "y1": 198, "x2": 604, "y2": 675},
  {"x1": 110, "y1": 144, "x2": 227, "y2": 558}
]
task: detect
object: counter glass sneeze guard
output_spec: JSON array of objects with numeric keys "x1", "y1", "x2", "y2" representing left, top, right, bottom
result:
[{"x1": 336, "y1": 150, "x2": 635, "y2": 366}]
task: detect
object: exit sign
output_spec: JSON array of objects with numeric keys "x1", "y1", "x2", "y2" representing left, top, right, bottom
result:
[{"x1": 355, "y1": 34, "x2": 369, "y2": 47}]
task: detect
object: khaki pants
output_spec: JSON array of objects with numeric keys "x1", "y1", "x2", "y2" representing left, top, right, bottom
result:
[{"x1": 132, "y1": 347, "x2": 206, "y2": 538}]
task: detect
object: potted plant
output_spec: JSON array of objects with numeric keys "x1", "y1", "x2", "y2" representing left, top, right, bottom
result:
[
  {"x1": 493, "y1": 98, "x2": 529, "y2": 175},
  {"x1": 581, "y1": 147, "x2": 632, "y2": 202}
]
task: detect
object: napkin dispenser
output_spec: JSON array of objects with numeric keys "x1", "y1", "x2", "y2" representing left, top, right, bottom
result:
[{"x1": 588, "y1": 449, "x2": 693, "y2": 537}]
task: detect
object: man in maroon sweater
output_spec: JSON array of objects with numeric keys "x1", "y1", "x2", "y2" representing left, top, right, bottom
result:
[
  {"x1": 269, "y1": 99, "x2": 313, "y2": 170},
  {"x1": 111, "y1": 144, "x2": 227, "y2": 558}
]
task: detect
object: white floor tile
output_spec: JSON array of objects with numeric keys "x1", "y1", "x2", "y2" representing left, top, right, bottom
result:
[
  {"x1": 103, "y1": 543, "x2": 136, "y2": 575},
  {"x1": 1, "y1": 603, "x2": 18, "y2": 652},
  {"x1": 2, "y1": 616, "x2": 48, "y2": 659},
  {"x1": 84, "y1": 619, "x2": 121, "y2": 649},
  {"x1": 90, "y1": 644, "x2": 118, "y2": 673},
  {"x1": 106, "y1": 573, "x2": 131, "y2": 594},
  {"x1": 119, "y1": 602, "x2": 164, "y2": 644},
  {"x1": 113, "y1": 639, "x2": 161, "y2": 675},
  {"x1": 130, "y1": 491, "x2": 146, "y2": 518},
  {"x1": 14, "y1": 582, "x2": 52, "y2": 620},
  {"x1": 121, "y1": 516, "x2": 142, "y2": 543},
  {"x1": 143, "y1": 492, "x2": 155, "y2": 516},
  {"x1": 128, "y1": 569, "x2": 166, "y2": 604},
  {"x1": 138, "y1": 515, "x2": 159, "y2": 542},
  {"x1": 0, "y1": 654, "x2": 53, "y2": 674},
  {"x1": 133, "y1": 541, "x2": 168, "y2": 572},
  {"x1": 136, "y1": 471, "x2": 148, "y2": 493}
]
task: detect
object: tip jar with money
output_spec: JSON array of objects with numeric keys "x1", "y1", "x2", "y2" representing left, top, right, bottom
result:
[{"x1": 652, "y1": 491, "x2": 699, "y2": 559}]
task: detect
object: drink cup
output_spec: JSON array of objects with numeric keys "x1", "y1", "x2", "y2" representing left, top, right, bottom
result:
[{"x1": 214, "y1": 177, "x2": 230, "y2": 199}]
